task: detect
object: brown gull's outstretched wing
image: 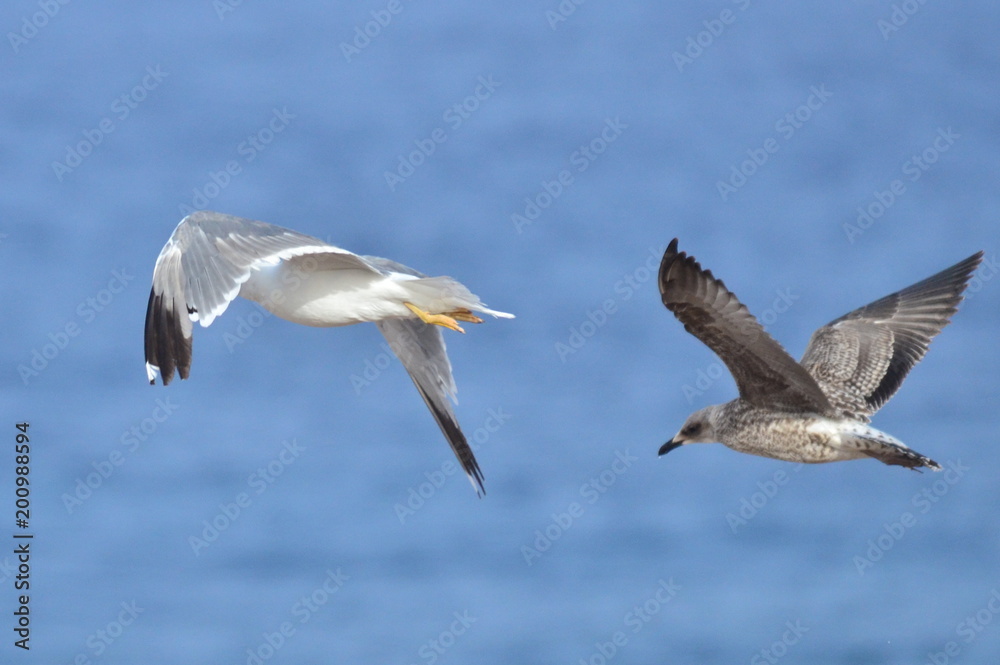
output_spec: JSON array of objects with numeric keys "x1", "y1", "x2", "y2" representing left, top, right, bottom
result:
[
  {"x1": 659, "y1": 239, "x2": 831, "y2": 414},
  {"x1": 800, "y1": 251, "x2": 983, "y2": 421}
]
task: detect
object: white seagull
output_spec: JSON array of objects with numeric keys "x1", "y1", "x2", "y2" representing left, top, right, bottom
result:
[
  {"x1": 144, "y1": 211, "x2": 514, "y2": 495},
  {"x1": 657, "y1": 238, "x2": 982, "y2": 471}
]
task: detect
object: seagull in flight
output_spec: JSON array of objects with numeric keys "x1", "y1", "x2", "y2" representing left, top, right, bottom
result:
[
  {"x1": 657, "y1": 239, "x2": 982, "y2": 471},
  {"x1": 144, "y1": 211, "x2": 513, "y2": 495}
]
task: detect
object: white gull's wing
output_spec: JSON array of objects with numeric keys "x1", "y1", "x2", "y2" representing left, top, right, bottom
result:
[
  {"x1": 801, "y1": 250, "x2": 983, "y2": 421},
  {"x1": 362, "y1": 255, "x2": 515, "y2": 319},
  {"x1": 375, "y1": 317, "x2": 485, "y2": 496},
  {"x1": 659, "y1": 239, "x2": 832, "y2": 414},
  {"x1": 144, "y1": 210, "x2": 379, "y2": 385}
]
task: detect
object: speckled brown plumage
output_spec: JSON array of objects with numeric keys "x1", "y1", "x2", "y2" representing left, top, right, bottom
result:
[{"x1": 658, "y1": 239, "x2": 982, "y2": 472}]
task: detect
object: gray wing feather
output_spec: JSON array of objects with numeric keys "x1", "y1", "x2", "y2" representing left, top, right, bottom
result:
[
  {"x1": 362, "y1": 255, "x2": 426, "y2": 278},
  {"x1": 801, "y1": 251, "x2": 983, "y2": 420},
  {"x1": 145, "y1": 210, "x2": 377, "y2": 384},
  {"x1": 659, "y1": 239, "x2": 832, "y2": 413},
  {"x1": 375, "y1": 318, "x2": 485, "y2": 496}
]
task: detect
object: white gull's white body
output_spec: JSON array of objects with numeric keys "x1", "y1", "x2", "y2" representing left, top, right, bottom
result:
[
  {"x1": 144, "y1": 211, "x2": 513, "y2": 495},
  {"x1": 240, "y1": 263, "x2": 429, "y2": 326}
]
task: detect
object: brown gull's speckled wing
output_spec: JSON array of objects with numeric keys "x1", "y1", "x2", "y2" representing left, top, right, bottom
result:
[
  {"x1": 800, "y1": 251, "x2": 983, "y2": 421},
  {"x1": 659, "y1": 239, "x2": 832, "y2": 414}
]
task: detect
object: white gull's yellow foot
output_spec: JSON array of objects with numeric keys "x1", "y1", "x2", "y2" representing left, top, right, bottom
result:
[
  {"x1": 443, "y1": 308, "x2": 484, "y2": 324},
  {"x1": 404, "y1": 302, "x2": 466, "y2": 333}
]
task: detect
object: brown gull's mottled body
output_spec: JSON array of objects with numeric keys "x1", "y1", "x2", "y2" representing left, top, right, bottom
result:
[{"x1": 657, "y1": 239, "x2": 982, "y2": 471}]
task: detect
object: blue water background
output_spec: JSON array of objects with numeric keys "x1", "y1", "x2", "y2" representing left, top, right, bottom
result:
[{"x1": 3, "y1": 2, "x2": 999, "y2": 663}]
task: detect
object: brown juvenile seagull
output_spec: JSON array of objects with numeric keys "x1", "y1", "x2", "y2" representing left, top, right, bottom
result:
[
  {"x1": 658, "y1": 239, "x2": 982, "y2": 471},
  {"x1": 145, "y1": 211, "x2": 513, "y2": 495}
]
